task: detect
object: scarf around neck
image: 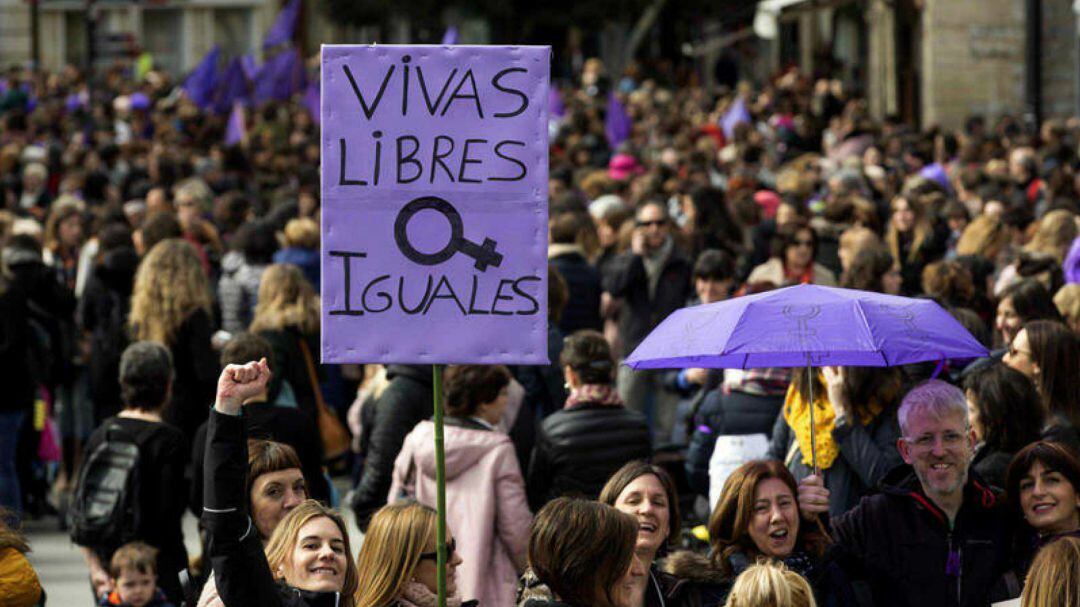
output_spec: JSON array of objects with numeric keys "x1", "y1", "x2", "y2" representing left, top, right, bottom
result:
[
  {"x1": 565, "y1": 384, "x2": 623, "y2": 410},
  {"x1": 782, "y1": 372, "x2": 882, "y2": 470},
  {"x1": 397, "y1": 581, "x2": 463, "y2": 607}
]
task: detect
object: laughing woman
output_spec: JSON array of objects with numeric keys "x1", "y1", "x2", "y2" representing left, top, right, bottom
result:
[{"x1": 202, "y1": 358, "x2": 359, "y2": 607}]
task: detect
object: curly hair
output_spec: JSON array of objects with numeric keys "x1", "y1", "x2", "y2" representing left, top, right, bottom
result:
[
  {"x1": 129, "y1": 239, "x2": 213, "y2": 344},
  {"x1": 250, "y1": 264, "x2": 320, "y2": 335}
]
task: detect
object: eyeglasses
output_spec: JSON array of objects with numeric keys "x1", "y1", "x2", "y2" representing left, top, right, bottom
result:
[
  {"x1": 636, "y1": 219, "x2": 666, "y2": 228},
  {"x1": 419, "y1": 538, "x2": 456, "y2": 561},
  {"x1": 905, "y1": 431, "x2": 966, "y2": 451}
]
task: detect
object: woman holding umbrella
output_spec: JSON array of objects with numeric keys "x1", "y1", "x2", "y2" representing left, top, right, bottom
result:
[{"x1": 768, "y1": 366, "x2": 904, "y2": 516}]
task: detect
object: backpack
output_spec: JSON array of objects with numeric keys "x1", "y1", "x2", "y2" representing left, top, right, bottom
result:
[{"x1": 69, "y1": 422, "x2": 144, "y2": 553}]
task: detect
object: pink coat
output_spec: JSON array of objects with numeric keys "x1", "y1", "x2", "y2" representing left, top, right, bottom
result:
[{"x1": 389, "y1": 420, "x2": 532, "y2": 607}]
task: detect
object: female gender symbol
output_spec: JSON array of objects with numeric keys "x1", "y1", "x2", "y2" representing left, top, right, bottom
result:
[{"x1": 393, "y1": 196, "x2": 503, "y2": 272}]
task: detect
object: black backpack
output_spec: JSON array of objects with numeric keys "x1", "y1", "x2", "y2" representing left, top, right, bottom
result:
[{"x1": 69, "y1": 422, "x2": 144, "y2": 553}]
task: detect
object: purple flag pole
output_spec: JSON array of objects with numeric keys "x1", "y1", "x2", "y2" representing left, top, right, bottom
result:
[
  {"x1": 719, "y1": 95, "x2": 751, "y2": 140},
  {"x1": 183, "y1": 45, "x2": 221, "y2": 110},
  {"x1": 264, "y1": 0, "x2": 301, "y2": 49},
  {"x1": 225, "y1": 101, "x2": 246, "y2": 145}
]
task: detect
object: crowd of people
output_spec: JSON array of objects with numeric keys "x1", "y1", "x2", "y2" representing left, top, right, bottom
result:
[{"x1": 0, "y1": 49, "x2": 1079, "y2": 607}]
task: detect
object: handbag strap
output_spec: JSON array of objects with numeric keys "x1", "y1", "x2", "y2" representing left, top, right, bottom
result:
[{"x1": 297, "y1": 337, "x2": 330, "y2": 414}]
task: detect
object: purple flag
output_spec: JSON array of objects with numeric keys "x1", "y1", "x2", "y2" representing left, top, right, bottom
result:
[
  {"x1": 305, "y1": 78, "x2": 319, "y2": 123},
  {"x1": 253, "y1": 48, "x2": 305, "y2": 104},
  {"x1": 213, "y1": 58, "x2": 249, "y2": 116},
  {"x1": 225, "y1": 101, "x2": 246, "y2": 145},
  {"x1": 604, "y1": 91, "x2": 631, "y2": 149},
  {"x1": 1065, "y1": 236, "x2": 1080, "y2": 284},
  {"x1": 264, "y1": 0, "x2": 300, "y2": 49},
  {"x1": 548, "y1": 84, "x2": 564, "y2": 118},
  {"x1": 241, "y1": 54, "x2": 259, "y2": 81},
  {"x1": 320, "y1": 45, "x2": 551, "y2": 364},
  {"x1": 183, "y1": 45, "x2": 221, "y2": 110},
  {"x1": 441, "y1": 26, "x2": 459, "y2": 45},
  {"x1": 720, "y1": 96, "x2": 751, "y2": 140}
]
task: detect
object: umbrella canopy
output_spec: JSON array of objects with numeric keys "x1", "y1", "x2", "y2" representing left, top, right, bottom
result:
[{"x1": 625, "y1": 284, "x2": 988, "y2": 370}]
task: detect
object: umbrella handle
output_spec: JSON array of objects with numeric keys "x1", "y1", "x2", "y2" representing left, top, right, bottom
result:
[{"x1": 806, "y1": 361, "x2": 819, "y2": 475}]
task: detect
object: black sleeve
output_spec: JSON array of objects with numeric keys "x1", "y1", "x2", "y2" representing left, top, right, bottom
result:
[
  {"x1": 187, "y1": 310, "x2": 220, "y2": 399},
  {"x1": 293, "y1": 413, "x2": 331, "y2": 504},
  {"x1": 201, "y1": 410, "x2": 283, "y2": 607},
  {"x1": 352, "y1": 390, "x2": 419, "y2": 528},
  {"x1": 526, "y1": 428, "x2": 553, "y2": 511},
  {"x1": 601, "y1": 253, "x2": 645, "y2": 297},
  {"x1": 189, "y1": 424, "x2": 208, "y2": 517},
  {"x1": 767, "y1": 409, "x2": 790, "y2": 462}
]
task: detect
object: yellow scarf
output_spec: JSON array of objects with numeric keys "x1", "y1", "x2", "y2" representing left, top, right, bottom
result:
[{"x1": 782, "y1": 372, "x2": 882, "y2": 470}]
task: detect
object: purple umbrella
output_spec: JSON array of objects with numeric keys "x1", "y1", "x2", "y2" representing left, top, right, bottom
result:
[{"x1": 625, "y1": 284, "x2": 988, "y2": 468}]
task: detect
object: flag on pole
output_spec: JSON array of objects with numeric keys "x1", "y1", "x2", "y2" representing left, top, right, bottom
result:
[
  {"x1": 225, "y1": 101, "x2": 246, "y2": 145},
  {"x1": 183, "y1": 45, "x2": 221, "y2": 110},
  {"x1": 604, "y1": 91, "x2": 631, "y2": 149},
  {"x1": 719, "y1": 96, "x2": 751, "y2": 140},
  {"x1": 264, "y1": 0, "x2": 301, "y2": 49},
  {"x1": 241, "y1": 54, "x2": 259, "y2": 81},
  {"x1": 253, "y1": 48, "x2": 305, "y2": 105},
  {"x1": 441, "y1": 26, "x2": 459, "y2": 45},
  {"x1": 213, "y1": 58, "x2": 249, "y2": 116}
]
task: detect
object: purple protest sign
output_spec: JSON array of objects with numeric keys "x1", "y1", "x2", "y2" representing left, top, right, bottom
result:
[{"x1": 320, "y1": 45, "x2": 550, "y2": 364}]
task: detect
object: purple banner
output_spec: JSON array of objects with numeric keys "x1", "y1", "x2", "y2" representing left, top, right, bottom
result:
[{"x1": 320, "y1": 45, "x2": 551, "y2": 364}]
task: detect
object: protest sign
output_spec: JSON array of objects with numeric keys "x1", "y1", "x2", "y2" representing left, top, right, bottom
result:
[{"x1": 321, "y1": 45, "x2": 550, "y2": 364}]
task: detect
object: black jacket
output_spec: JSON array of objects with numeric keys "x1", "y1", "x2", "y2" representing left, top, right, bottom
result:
[
  {"x1": 257, "y1": 328, "x2": 321, "y2": 423},
  {"x1": 351, "y1": 364, "x2": 433, "y2": 529},
  {"x1": 526, "y1": 403, "x2": 651, "y2": 510},
  {"x1": 970, "y1": 445, "x2": 1013, "y2": 490},
  {"x1": 189, "y1": 400, "x2": 329, "y2": 517},
  {"x1": 685, "y1": 388, "x2": 784, "y2": 497},
  {"x1": 163, "y1": 308, "x2": 219, "y2": 444},
  {"x1": 602, "y1": 247, "x2": 693, "y2": 357},
  {"x1": 829, "y1": 465, "x2": 1013, "y2": 607},
  {"x1": 202, "y1": 409, "x2": 346, "y2": 607},
  {"x1": 0, "y1": 277, "x2": 35, "y2": 414},
  {"x1": 549, "y1": 248, "x2": 602, "y2": 335},
  {"x1": 78, "y1": 247, "x2": 138, "y2": 424}
]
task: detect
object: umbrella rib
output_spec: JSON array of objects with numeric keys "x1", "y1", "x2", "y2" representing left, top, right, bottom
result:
[{"x1": 852, "y1": 301, "x2": 879, "y2": 359}]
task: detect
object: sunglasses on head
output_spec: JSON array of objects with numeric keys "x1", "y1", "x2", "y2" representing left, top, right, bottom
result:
[{"x1": 419, "y1": 538, "x2": 456, "y2": 561}]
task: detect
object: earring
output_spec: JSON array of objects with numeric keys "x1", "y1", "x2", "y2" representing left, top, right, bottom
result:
[{"x1": 564, "y1": 382, "x2": 571, "y2": 390}]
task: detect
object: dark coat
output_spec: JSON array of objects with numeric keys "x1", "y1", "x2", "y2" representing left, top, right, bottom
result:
[
  {"x1": 351, "y1": 364, "x2": 433, "y2": 529},
  {"x1": 0, "y1": 277, "x2": 35, "y2": 414},
  {"x1": 769, "y1": 408, "x2": 903, "y2": 517},
  {"x1": 685, "y1": 388, "x2": 785, "y2": 497},
  {"x1": 526, "y1": 402, "x2": 652, "y2": 510},
  {"x1": 549, "y1": 248, "x2": 602, "y2": 335},
  {"x1": 78, "y1": 247, "x2": 138, "y2": 424},
  {"x1": 4, "y1": 246, "x2": 77, "y2": 388},
  {"x1": 257, "y1": 327, "x2": 321, "y2": 423},
  {"x1": 202, "y1": 409, "x2": 346, "y2": 607},
  {"x1": 971, "y1": 445, "x2": 1013, "y2": 490},
  {"x1": 602, "y1": 247, "x2": 693, "y2": 357},
  {"x1": 829, "y1": 465, "x2": 1014, "y2": 607},
  {"x1": 163, "y1": 308, "x2": 218, "y2": 444}
]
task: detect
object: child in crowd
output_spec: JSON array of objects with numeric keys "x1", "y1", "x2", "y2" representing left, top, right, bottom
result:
[{"x1": 98, "y1": 542, "x2": 175, "y2": 607}]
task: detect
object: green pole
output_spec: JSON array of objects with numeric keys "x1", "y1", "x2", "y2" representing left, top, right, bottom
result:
[{"x1": 432, "y1": 364, "x2": 447, "y2": 607}]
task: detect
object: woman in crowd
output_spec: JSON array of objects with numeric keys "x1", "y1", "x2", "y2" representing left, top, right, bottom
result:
[
  {"x1": 885, "y1": 194, "x2": 944, "y2": 295},
  {"x1": 202, "y1": 358, "x2": 359, "y2": 607},
  {"x1": 354, "y1": 501, "x2": 470, "y2": 607},
  {"x1": 768, "y1": 366, "x2": 904, "y2": 516},
  {"x1": 994, "y1": 279, "x2": 1061, "y2": 348},
  {"x1": 272, "y1": 217, "x2": 321, "y2": 291},
  {"x1": 128, "y1": 239, "x2": 217, "y2": 442},
  {"x1": 1004, "y1": 319, "x2": 1080, "y2": 453},
  {"x1": 962, "y1": 363, "x2": 1045, "y2": 488},
  {"x1": 0, "y1": 514, "x2": 43, "y2": 606},
  {"x1": 196, "y1": 438, "x2": 309, "y2": 607},
  {"x1": 724, "y1": 562, "x2": 816, "y2": 607},
  {"x1": 249, "y1": 263, "x2": 324, "y2": 424},
  {"x1": 839, "y1": 246, "x2": 901, "y2": 294},
  {"x1": 997, "y1": 442, "x2": 1080, "y2": 600},
  {"x1": 1020, "y1": 536, "x2": 1080, "y2": 607},
  {"x1": 521, "y1": 497, "x2": 644, "y2": 607},
  {"x1": 389, "y1": 364, "x2": 531, "y2": 607},
  {"x1": 218, "y1": 219, "x2": 277, "y2": 334},
  {"x1": 527, "y1": 330, "x2": 651, "y2": 509},
  {"x1": 599, "y1": 461, "x2": 720, "y2": 607},
  {"x1": 666, "y1": 460, "x2": 844, "y2": 604},
  {"x1": 747, "y1": 224, "x2": 837, "y2": 287}
]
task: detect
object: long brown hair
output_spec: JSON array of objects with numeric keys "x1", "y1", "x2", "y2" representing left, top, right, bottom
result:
[
  {"x1": 598, "y1": 460, "x2": 682, "y2": 552},
  {"x1": 1021, "y1": 536, "x2": 1080, "y2": 607},
  {"x1": 886, "y1": 195, "x2": 932, "y2": 263},
  {"x1": 354, "y1": 501, "x2": 437, "y2": 607},
  {"x1": 264, "y1": 500, "x2": 358, "y2": 607},
  {"x1": 528, "y1": 497, "x2": 637, "y2": 607},
  {"x1": 129, "y1": 239, "x2": 212, "y2": 344},
  {"x1": 708, "y1": 460, "x2": 825, "y2": 577},
  {"x1": 1024, "y1": 320, "x2": 1080, "y2": 428},
  {"x1": 250, "y1": 264, "x2": 320, "y2": 335}
]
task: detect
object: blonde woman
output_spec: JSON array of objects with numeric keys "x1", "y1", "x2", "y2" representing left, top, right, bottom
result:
[
  {"x1": 724, "y1": 561, "x2": 816, "y2": 607},
  {"x1": 354, "y1": 501, "x2": 469, "y2": 607},
  {"x1": 1020, "y1": 536, "x2": 1080, "y2": 607},
  {"x1": 250, "y1": 264, "x2": 323, "y2": 422},
  {"x1": 129, "y1": 239, "x2": 217, "y2": 441},
  {"x1": 273, "y1": 217, "x2": 321, "y2": 290},
  {"x1": 203, "y1": 358, "x2": 359, "y2": 607}
]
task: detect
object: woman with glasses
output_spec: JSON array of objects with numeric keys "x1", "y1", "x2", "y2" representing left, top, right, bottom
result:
[
  {"x1": 1003, "y1": 320, "x2": 1080, "y2": 454},
  {"x1": 354, "y1": 501, "x2": 474, "y2": 607},
  {"x1": 747, "y1": 224, "x2": 837, "y2": 288},
  {"x1": 389, "y1": 365, "x2": 530, "y2": 607}
]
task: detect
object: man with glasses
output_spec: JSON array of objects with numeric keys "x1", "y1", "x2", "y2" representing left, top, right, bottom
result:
[
  {"x1": 602, "y1": 201, "x2": 692, "y2": 443},
  {"x1": 798, "y1": 380, "x2": 1014, "y2": 607}
]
